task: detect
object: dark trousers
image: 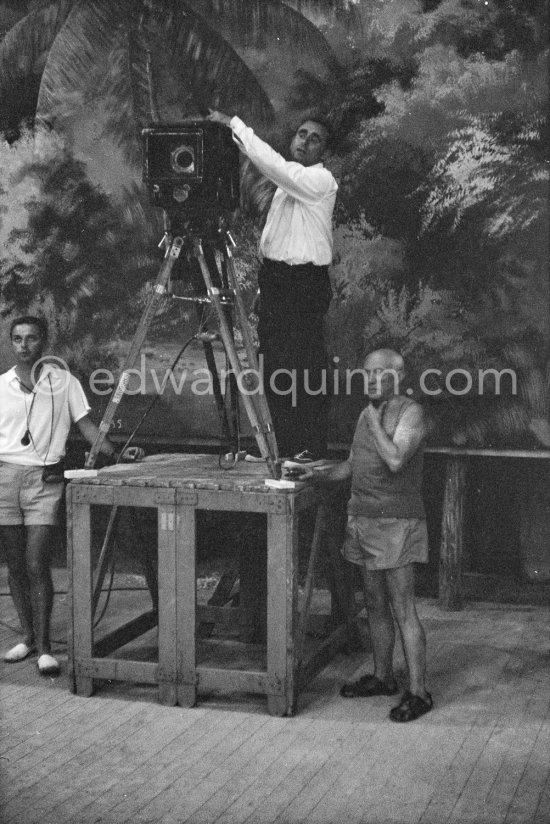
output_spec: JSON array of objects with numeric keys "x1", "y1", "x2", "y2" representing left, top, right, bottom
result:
[{"x1": 258, "y1": 259, "x2": 332, "y2": 458}]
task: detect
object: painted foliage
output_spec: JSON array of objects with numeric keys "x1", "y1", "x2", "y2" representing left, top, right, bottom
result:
[{"x1": 0, "y1": 0, "x2": 548, "y2": 448}]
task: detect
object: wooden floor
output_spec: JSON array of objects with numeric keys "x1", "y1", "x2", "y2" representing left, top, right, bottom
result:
[{"x1": 1, "y1": 580, "x2": 550, "y2": 824}]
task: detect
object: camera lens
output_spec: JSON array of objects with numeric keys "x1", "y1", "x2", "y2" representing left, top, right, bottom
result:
[{"x1": 171, "y1": 145, "x2": 195, "y2": 174}]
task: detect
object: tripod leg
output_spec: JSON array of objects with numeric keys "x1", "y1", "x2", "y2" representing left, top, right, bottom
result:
[
  {"x1": 194, "y1": 239, "x2": 278, "y2": 477},
  {"x1": 85, "y1": 235, "x2": 184, "y2": 468},
  {"x1": 218, "y1": 252, "x2": 241, "y2": 451},
  {"x1": 92, "y1": 507, "x2": 121, "y2": 617},
  {"x1": 223, "y1": 241, "x2": 279, "y2": 462},
  {"x1": 194, "y1": 251, "x2": 239, "y2": 452},
  {"x1": 201, "y1": 333, "x2": 235, "y2": 447}
]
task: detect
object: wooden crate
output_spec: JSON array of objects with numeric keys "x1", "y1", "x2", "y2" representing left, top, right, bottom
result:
[{"x1": 66, "y1": 454, "x2": 356, "y2": 716}]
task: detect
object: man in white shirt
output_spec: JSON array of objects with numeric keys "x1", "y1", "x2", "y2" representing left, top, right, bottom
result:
[
  {"x1": 0, "y1": 316, "x2": 120, "y2": 675},
  {"x1": 207, "y1": 110, "x2": 338, "y2": 462}
]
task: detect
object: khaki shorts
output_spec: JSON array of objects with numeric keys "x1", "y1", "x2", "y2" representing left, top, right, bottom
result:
[
  {"x1": 342, "y1": 515, "x2": 429, "y2": 570},
  {"x1": 0, "y1": 462, "x2": 63, "y2": 526}
]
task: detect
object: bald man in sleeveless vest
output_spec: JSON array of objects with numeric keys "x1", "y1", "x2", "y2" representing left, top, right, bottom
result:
[{"x1": 296, "y1": 349, "x2": 433, "y2": 722}]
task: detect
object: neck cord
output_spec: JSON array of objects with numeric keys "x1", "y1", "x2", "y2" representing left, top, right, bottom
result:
[{"x1": 19, "y1": 374, "x2": 54, "y2": 466}]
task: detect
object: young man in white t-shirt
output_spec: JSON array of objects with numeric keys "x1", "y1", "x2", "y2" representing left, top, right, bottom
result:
[{"x1": 0, "y1": 316, "x2": 120, "y2": 675}]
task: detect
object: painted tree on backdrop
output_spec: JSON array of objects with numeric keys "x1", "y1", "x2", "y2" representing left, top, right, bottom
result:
[
  {"x1": 0, "y1": 0, "x2": 548, "y2": 447},
  {"x1": 0, "y1": 0, "x2": 361, "y2": 367},
  {"x1": 0, "y1": 129, "x2": 159, "y2": 371},
  {"x1": 327, "y1": 0, "x2": 549, "y2": 447}
]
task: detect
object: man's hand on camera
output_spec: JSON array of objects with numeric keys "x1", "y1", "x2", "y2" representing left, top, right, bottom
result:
[{"x1": 206, "y1": 109, "x2": 232, "y2": 128}]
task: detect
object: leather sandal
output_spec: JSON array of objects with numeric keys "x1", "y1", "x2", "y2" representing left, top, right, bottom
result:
[
  {"x1": 389, "y1": 690, "x2": 433, "y2": 722},
  {"x1": 340, "y1": 674, "x2": 398, "y2": 698}
]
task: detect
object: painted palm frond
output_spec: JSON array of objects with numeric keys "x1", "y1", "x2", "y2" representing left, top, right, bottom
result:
[
  {"x1": 282, "y1": 0, "x2": 363, "y2": 31},
  {"x1": 189, "y1": 0, "x2": 343, "y2": 120},
  {"x1": 36, "y1": 1, "x2": 130, "y2": 128},
  {"x1": 192, "y1": 0, "x2": 335, "y2": 56},
  {"x1": 35, "y1": 0, "x2": 275, "y2": 174},
  {"x1": 240, "y1": 158, "x2": 276, "y2": 220},
  {"x1": 130, "y1": 0, "x2": 275, "y2": 125},
  {"x1": 0, "y1": 0, "x2": 74, "y2": 134}
]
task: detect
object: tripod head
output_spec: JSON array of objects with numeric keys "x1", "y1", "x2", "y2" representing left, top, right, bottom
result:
[
  {"x1": 159, "y1": 212, "x2": 236, "y2": 305},
  {"x1": 162, "y1": 210, "x2": 232, "y2": 244}
]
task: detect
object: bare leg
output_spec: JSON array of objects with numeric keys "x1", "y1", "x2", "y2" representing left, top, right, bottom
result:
[
  {"x1": 0, "y1": 525, "x2": 35, "y2": 648},
  {"x1": 360, "y1": 567, "x2": 396, "y2": 686},
  {"x1": 386, "y1": 564, "x2": 428, "y2": 699},
  {"x1": 25, "y1": 526, "x2": 56, "y2": 655}
]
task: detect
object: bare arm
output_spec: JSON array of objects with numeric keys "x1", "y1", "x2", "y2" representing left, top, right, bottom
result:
[
  {"x1": 365, "y1": 402, "x2": 425, "y2": 473},
  {"x1": 76, "y1": 416, "x2": 144, "y2": 463},
  {"x1": 76, "y1": 415, "x2": 116, "y2": 458},
  {"x1": 292, "y1": 459, "x2": 352, "y2": 485}
]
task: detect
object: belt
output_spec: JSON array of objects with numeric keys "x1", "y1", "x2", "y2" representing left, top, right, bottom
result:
[{"x1": 262, "y1": 259, "x2": 327, "y2": 274}]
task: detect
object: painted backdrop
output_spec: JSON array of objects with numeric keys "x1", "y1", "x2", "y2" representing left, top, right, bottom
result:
[{"x1": 0, "y1": 0, "x2": 548, "y2": 451}]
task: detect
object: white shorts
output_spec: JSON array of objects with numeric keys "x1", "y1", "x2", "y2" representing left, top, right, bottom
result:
[
  {"x1": 342, "y1": 515, "x2": 429, "y2": 570},
  {"x1": 0, "y1": 462, "x2": 63, "y2": 526}
]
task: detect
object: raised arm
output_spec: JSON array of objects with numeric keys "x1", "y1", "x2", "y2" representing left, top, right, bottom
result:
[{"x1": 207, "y1": 110, "x2": 336, "y2": 204}]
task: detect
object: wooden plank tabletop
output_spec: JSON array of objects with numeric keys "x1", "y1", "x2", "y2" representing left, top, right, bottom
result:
[{"x1": 68, "y1": 454, "x2": 307, "y2": 492}]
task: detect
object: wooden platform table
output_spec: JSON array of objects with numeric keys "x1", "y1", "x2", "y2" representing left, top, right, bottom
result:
[{"x1": 66, "y1": 454, "x2": 353, "y2": 716}]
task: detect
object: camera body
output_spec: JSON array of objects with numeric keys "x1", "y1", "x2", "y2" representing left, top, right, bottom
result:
[{"x1": 142, "y1": 121, "x2": 240, "y2": 217}]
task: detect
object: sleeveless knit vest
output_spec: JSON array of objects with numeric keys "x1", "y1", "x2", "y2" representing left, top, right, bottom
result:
[{"x1": 348, "y1": 397, "x2": 426, "y2": 519}]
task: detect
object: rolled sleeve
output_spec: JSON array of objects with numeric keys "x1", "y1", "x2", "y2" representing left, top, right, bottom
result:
[{"x1": 68, "y1": 375, "x2": 91, "y2": 423}]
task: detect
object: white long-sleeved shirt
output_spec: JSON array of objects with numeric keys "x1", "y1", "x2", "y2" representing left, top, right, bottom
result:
[{"x1": 230, "y1": 116, "x2": 337, "y2": 266}]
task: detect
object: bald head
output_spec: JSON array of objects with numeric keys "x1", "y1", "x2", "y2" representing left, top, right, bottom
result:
[
  {"x1": 363, "y1": 348, "x2": 405, "y2": 399},
  {"x1": 364, "y1": 349, "x2": 404, "y2": 373}
]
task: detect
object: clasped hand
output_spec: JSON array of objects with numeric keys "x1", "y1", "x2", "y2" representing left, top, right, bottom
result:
[{"x1": 118, "y1": 446, "x2": 145, "y2": 463}]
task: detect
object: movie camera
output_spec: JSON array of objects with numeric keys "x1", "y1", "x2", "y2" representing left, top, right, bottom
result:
[{"x1": 142, "y1": 120, "x2": 240, "y2": 219}]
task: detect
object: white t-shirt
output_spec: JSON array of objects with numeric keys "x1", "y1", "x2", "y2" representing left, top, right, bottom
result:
[
  {"x1": 230, "y1": 116, "x2": 337, "y2": 266},
  {"x1": 0, "y1": 364, "x2": 90, "y2": 466}
]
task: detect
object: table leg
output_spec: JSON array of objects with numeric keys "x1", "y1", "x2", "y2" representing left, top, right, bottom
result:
[
  {"x1": 70, "y1": 496, "x2": 94, "y2": 697},
  {"x1": 267, "y1": 503, "x2": 298, "y2": 717},
  {"x1": 176, "y1": 505, "x2": 197, "y2": 707},
  {"x1": 157, "y1": 504, "x2": 178, "y2": 706}
]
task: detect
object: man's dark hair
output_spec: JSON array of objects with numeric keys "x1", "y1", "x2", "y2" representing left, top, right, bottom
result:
[
  {"x1": 10, "y1": 315, "x2": 48, "y2": 340},
  {"x1": 296, "y1": 115, "x2": 335, "y2": 151}
]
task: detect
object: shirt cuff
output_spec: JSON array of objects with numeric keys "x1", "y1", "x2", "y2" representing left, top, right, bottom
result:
[
  {"x1": 230, "y1": 115, "x2": 245, "y2": 132},
  {"x1": 229, "y1": 116, "x2": 246, "y2": 149}
]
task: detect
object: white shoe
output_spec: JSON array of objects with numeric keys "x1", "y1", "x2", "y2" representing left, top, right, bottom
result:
[
  {"x1": 37, "y1": 653, "x2": 60, "y2": 676},
  {"x1": 4, "y1": 642, "x2": 35, "y2": 663}
]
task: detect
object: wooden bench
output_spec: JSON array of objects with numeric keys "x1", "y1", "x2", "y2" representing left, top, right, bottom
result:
[{"x1": 432, "y1": 447, "x2": 550, "y2": 610}]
